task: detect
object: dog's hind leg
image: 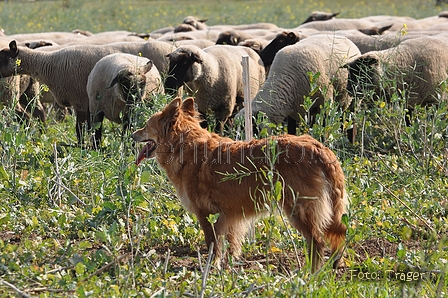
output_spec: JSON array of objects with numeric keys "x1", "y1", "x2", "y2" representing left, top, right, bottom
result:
[{"x1": 284, "y1": 210, "x2": 325, "y2": 273}]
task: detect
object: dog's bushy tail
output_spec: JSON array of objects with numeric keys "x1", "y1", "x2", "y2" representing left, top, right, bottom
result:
[{"x1": 319, "y1": 146, "x2": 349, "y2": 268}]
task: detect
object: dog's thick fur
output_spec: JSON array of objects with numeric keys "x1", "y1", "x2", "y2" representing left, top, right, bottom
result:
[{"x1": 133, "y1": 97, "x2": 348, "y2": 272}]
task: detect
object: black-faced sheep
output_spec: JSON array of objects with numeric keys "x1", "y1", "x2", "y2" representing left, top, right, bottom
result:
[
  {"x1": 215, "y1": 30, "x2": 254, "y2": 45},
  {"x1": 247, "y1": 34, "x2": 361, "y2": 135},
  {"x1": 0, "y1": 40, "x2": 174, "y2": 145},
  {"x1": 164, "y1": 44, "x2": 265, "y2": 132},
  {"x1": 88, "y1": 53, "x2": 164, "y2": 148},
  {"x1": 345, "y1": 35, "x2": 448, "y2": 108}
]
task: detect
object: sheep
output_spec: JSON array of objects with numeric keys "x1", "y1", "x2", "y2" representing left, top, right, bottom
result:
[
  {"x1": 246, "y1": 34, "x2": 361, "y2": 137},
  {"x1": 164, "y1": 44, "x2": 265, "y2": 132},
  {"x1": 174, "y1": 15, "x2": 279, "y2": 33},
  {"x1": 88, "y1": 53, "x2": 164, "y2": 148},
  {"x1": 0, "y1": 40, "x2": 174, "y2": 145},
  {"x1": 215, "y1": 29, "x2": 277, "y2": 45},
  {"x1": 179, "y1": 16, "x2": 209, "y2": 30},
  {"x1": 345, "y1": 35, "x2": 448, "y2": 110},
  {"x1": 0, "y1": 74, "x2": 46, "y2": 123},
  {"x1": 7, "y1": 31, "x2": 89, "y2": 41},
  {"x1": 169, "y1": 39, "x2": 215, "y2": 49},
  {"x1": 238, "y1": 38, "x2": 270, "y2": 54},
  {"x1": 297, "y1": 18, "x2": 375, "y2": 31},
  {"x1": 157, "y1": 30, "x2": 222, "y2": 43},
  {"x1": 215, "y1": 30, "x2": 256, "y2": 45}
]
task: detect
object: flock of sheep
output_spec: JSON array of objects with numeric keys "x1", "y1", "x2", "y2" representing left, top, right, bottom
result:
[{"x1": 1, "y1": 10, "x2": 448, "y2": 146}]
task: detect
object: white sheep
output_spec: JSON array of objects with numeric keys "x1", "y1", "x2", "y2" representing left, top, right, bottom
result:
[
  {"x1": 247, "y1": 34, "x2": 361, "y2": 135},
  {"x1": 0, "y1": 40, "x2": 174, "y2": 145},
  {"x1": 345, "y1": 35, "x2": 448, "y2": 108},
  {"x1": 297, "y1": 18, "x2": 375, "y2": 31},
  {"x1": 88, "y1": 53, "x2": 164, "y2": 148},
  {"x1": 164, "y1": 44, "x2": 265, "y2": 132}
]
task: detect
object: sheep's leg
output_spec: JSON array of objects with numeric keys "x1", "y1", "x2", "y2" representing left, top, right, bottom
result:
[
  {"x1": 75, "y1": 110, "x2": 90, "y2": 146},
  {"x1": 121, "y1": 107, "x2": 133, "y2": 138},
  {"x1": 91, "y1": 111, "x2": 105, "y2": 150},
  {"x1": 199, "y1": 110, "x2": 209, "y2": 129},
  {"x1": 287, "y1": 116, "x2": 297, "y2": 135}
]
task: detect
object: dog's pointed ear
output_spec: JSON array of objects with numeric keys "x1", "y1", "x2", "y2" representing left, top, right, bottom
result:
[
  {"x1": 181, "y1": 97, "x2": 196, "y2": 116},
  {"x1": 163, "y1": 97, "x2": 182, "y2": 116},
  {"x1": 162, "y1": 97, "x2": 182, "y2": 136}
]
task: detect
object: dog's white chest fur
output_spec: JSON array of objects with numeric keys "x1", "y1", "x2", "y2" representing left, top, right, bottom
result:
[{"x1": 175, "y1": 187, "x2": 194, "y2": 213}]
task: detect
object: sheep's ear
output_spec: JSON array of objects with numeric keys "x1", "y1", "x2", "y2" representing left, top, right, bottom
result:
[
  {"x1": 377, "y1": 24, "x2": 393, "y2": 35},
  {"x1": 144, "y1": 60, "x2": 154, "y2": 73},
  {"x1": 9, "y1": 40, "x2": 19, "y2": 57},
  {"x1": 191, "y1": 52, "x2": 203, "y2": 64},
  {"x1": 199, "y1": 18, "x2": 208, "y2": 23},
  {"x1": 181, "y1": 97, "x2": 196, "y2": 116},
  {"x1": 332, "y1": 12, "x2": 340, "y2": 18},
  {"x1": 108, "y1": 74, "x2": 122, "y2": 88},
  {"x1": 287, "y1": 32, "x2": 299, "y2": 41}
]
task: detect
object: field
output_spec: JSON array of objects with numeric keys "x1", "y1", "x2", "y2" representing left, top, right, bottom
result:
[{"x1": 0, "y1": 0, "x2": 447, "y2": 297}]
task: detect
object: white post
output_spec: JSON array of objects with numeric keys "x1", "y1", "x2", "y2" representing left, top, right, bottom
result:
[
  {"x1": 241, "y1": 55, "x2": 253, "y2": 142},
  {"x1": 241, "y1": 55, "x2": 255, "y2": 242}
]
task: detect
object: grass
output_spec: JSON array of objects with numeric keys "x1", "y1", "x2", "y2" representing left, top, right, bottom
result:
[{"x1": 0, "y1": 0, "x2": 447, "y2": 297}]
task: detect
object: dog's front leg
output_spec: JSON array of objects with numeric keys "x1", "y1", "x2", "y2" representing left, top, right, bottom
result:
[{"x1": 196, "y1": 211, "x2": 228, "y2": 268}]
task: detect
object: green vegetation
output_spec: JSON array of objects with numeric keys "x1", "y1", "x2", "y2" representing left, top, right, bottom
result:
[{"x1": 0, "y1": 0, "x2": 447, "y2": 297}]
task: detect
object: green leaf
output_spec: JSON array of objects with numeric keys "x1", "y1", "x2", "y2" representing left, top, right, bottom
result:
[
  {"x1": 78, "y1": 241, "x2": 93, "y2": 249},
  {"x1": 274, "y1": 180, "x2": 282, "y2": 201},
  {"x1": 207, "y1": 213, "x2": 220, "y2": 225},
  {"x1": 75, "y1": 261, "x2": 86, "y2": 276},
  {"x1": 140, "y1": 171, "x2": 151, "y2": 183},
  {"x1": 341, "y1": 214, "x2": 349, "y2": 227},
  {"x1": 0, "y1": 165, "x2": 9, "y2": 181}
]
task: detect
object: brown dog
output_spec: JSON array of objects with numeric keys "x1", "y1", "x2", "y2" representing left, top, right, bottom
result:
[{"x1": 133, "y1": 97, "x2": 348, "y2": 272}]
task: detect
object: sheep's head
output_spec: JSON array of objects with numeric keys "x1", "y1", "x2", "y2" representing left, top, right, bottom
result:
[
  {"x1": 173, "y1": 23, "x2": 196, "y2": 33},
  {"x1": 0, "y1": 40, "x2": 20, "y2": 77},
  {"x1": 344, "y1": 53, "x2": 381, "y2": 98},
  {"x1": 182, "y1": 16, "x2": 208, "y2": 30},
  {"x1": 109, "y1": 60, "x2": 154, "y2": 102},
  {"x1": 216, "y1": 31, "x2": 240, "y2": 45},
  {"x1": 164, "y1": 47, "x2": 202, "y2": 96},
  {"x1": 259, "y1": 31, "x2": 300, "y2": 67}
]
